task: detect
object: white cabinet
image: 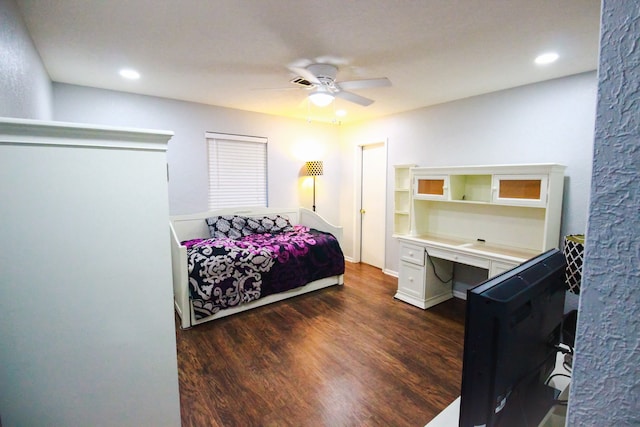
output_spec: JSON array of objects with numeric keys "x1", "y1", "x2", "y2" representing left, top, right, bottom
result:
[
  {"x1": 395, "y1": 163, "x2": 565, "y2": 310},
  {"x1": 0, "y1": 118, "x2": 181, "y2": 426}
]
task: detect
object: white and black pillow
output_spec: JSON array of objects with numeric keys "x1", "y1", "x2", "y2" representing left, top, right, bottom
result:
[
  {"x1": 206, "y1": 215, "x2": 247, "y2": 239},
  {"x1": 258, "y1": 215, "x2": 294, "y2": 234},
  {"x1": 206, "y1": 214, "x2": 294, "y2": 239}
]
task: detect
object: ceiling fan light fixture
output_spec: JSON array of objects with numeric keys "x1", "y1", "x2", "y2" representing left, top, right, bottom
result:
[{"x1": 309, "y1": 89, "x2": 334, "y2": 107}]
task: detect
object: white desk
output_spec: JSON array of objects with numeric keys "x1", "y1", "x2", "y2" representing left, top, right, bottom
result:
[
  {"x1": 396, "y1": 235, "x2": 537, "y2": 310},
  {"x1": 426, "y1": 352, "x2": 571, "y2": 427}
]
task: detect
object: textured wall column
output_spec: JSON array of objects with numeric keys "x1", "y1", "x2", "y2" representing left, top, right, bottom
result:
[{"x1": 567, "y1": 1, "x2": 640, "y2": 425}]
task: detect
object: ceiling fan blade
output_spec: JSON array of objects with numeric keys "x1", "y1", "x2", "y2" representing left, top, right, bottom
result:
[
  {"x1": 337, "y1": 77, "x2": 391, "y2": 91},
  {"x1": 287, "y1": 66, "x2": 321, "y2": 85},
  {"x1": 335, "y1": 90, "x2": 374, "y2": 107}
]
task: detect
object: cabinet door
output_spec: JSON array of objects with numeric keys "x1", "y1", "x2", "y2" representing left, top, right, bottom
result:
[
  {"x1": 492, "y1": 175, "x2": 548, "y2": 207},
  {"x1": 414, "y1": 175, "x2": 449, "y2": 200}
]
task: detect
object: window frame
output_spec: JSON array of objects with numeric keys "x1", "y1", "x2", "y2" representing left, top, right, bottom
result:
[{"x1": 206, "y1": 132, "x2": 268, "y2": 210}]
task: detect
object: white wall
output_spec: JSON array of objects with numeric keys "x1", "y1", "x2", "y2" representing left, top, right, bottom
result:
[
  {"x1": 54, "y1": 73, "x2": 597, "y2": 265},
  {"x1": 340, "y1": 72, "x2": 597, "y2": 270},
  {"x1": 53, "y1": 84, "x2": 343, "y2": 226},
  {"x1": 0, "y1": 0, "x2": 52, "y2": 119}
]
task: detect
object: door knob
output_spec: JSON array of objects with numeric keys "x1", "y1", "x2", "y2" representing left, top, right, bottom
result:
[{"x1": 360, "y1": 209, "x2": 366, "y2": 214}]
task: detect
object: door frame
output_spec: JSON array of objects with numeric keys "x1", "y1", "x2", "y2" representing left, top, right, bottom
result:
[{"x1": 353, "y1": 140, "x2": 388, "y2": 266}]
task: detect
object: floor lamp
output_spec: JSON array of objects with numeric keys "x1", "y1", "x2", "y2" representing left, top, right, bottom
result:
[{"x1": 305, "y1": 160, "x2": 323, "y2": 212}]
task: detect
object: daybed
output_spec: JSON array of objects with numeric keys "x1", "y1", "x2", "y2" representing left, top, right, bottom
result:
[{"x1": 170, "y1": 207, "x2": 345, "y2": 329}]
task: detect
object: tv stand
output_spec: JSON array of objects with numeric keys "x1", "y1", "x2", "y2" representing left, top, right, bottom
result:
[{"x1": 426, "y1": 351, "x2": 571, "y2": 427}]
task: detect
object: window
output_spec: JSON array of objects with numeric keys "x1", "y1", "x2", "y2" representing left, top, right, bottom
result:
[{"x1": 206, "y1": 132, "x2": 267, "y2": 209}]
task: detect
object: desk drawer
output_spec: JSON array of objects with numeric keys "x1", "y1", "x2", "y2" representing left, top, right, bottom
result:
[
  {"x1": 398, "y1": 261, "x2": 426, "y2": 299},
  {"x1": 425, "y1": 246, "x2": 490, "y2": 269},
  {"x1": 400, "y1": 243, "x2": 425, "y2": 266},
  {"x1": 490, "y1": 260, "x2": 520, "y2": 277}
]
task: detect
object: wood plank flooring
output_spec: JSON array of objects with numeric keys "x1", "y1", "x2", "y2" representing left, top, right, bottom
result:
[{"x1": 175, "y1": 262, "x2": 466, "y2": 427}]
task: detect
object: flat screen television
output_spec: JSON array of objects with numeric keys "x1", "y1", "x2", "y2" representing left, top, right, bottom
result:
[{"x1": 459, "y1": 249, "x2": 567, "y2": 427}]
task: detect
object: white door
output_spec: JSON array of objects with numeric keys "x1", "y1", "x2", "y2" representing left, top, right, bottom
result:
[{"x1": 360, "y1": 143, "x2": 386, "y2": 269}]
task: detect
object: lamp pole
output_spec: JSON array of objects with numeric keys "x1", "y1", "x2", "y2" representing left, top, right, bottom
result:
[{"x1": 313, "y1": 176, "x2": 317, "y2": 212}]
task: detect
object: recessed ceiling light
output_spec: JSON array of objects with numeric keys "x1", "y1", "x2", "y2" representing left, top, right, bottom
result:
[
  {"x1": 119, "y1": 68, "x2": 140, "y2": 79},
  {"x1": 534, "y1": 52, "x2": 559, "y2": 65},
  {"x1": 335, "y1": 109, "x2": 347, "y2": 117}
]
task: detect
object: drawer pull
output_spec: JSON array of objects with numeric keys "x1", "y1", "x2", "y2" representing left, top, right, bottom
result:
[{"x1": 408, "y1": 276, "x2": 414, "y2": 282}]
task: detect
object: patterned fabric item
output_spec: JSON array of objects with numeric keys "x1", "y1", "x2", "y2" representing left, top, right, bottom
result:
[
  {"x1": 205, "y1": 215, "x2": 294, "y2": 239},
  {"x1": 564, "y1": 234, "x2": 585, "y2": 294},
  {"x1": 184, "y1": 226, "x2": 344, "y2": 320}
]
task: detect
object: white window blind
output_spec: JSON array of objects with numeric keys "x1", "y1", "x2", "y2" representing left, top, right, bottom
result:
[{"x1": 206, "y1": 132, "x2": 268, "y2": 209}]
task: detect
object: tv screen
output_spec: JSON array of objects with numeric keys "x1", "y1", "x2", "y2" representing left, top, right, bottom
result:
[{"x1": 459, "y1": 249, "x2": 567, "y2": 427}]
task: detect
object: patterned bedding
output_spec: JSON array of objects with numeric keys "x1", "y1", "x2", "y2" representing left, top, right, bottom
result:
[{"x1": 182, "y1": 225, "x2": 345, "y2": 320}]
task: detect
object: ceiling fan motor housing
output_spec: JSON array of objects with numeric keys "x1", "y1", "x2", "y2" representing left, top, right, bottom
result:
[
  {"x1": 307, "y1": 64, "x2": 338, "y2": 81},
  {"x1": 288, "y1": 61, "x2": 389, "y2": 106}
]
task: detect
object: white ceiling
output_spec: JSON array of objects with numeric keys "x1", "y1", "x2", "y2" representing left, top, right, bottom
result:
[{"x1": 16, "y1": 0, "x2": 602, "y2": 124}]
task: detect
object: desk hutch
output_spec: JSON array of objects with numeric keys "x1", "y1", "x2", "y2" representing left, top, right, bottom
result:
[{"x1": 393, "y1": 163, "x2": 566, "y2": 309}]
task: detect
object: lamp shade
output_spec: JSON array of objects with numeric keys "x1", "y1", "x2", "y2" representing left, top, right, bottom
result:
[
  {"x1": 305, "y1": 160, "x2": 324, "y2": 176},
  {"x1": 308, "y1": 89, "x2": 334, "y2": 107}
]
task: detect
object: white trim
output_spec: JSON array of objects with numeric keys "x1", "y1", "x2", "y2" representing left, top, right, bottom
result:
[
  {"x1": 383, "y1": 268, "x2": 398, "y2": 278},
  {"x1": 356, "y1": 139, "x2": 388, "y2": 269},
  {"x1": 205, "y1": 131, "x2": 267, "y2": 144},
  {"x1": 453, "y1": 289, "x2": 467, "y2": 300},
  {"x1": 0, "y1": 117, "x2": 172, "y2": 151},
  {"x1": 353, "y1": 143, "x2": 363, "y2": 262},
  {"x1": 394, "y1": 291, "x2": 453, "y2": 309}
]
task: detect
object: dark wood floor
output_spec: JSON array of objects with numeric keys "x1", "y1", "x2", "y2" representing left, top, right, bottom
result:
[{"x1": 175, "y1": 262, "x2": 467, "y2": 427}]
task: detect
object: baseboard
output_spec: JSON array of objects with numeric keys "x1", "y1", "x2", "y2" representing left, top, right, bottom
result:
[
  {"x1": 452, "y1": 289, "x2": 467, "y2": 300},
  {"x1": 383, "y1": 268, "x2": 398, "y2": 277}
]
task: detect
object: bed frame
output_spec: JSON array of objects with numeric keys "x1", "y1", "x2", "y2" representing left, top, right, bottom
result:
[{"x1": 169, "y1": 207, "x2": 344, "y2": 329}]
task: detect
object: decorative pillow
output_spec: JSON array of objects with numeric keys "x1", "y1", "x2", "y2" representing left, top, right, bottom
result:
[
  {"x1": 206, "y1": 214, "x2": 294, "y2": 239},
  {"x1": 251, "y1": 215, "x2": 294, "y2": 235},
  {"x1": 206, "y1": 215, "x2": 248, "y2": 239}
]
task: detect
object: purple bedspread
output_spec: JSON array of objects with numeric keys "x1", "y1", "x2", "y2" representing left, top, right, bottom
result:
[{"x1": 183, "y1": 225, "x2": 345, "y2": 320}]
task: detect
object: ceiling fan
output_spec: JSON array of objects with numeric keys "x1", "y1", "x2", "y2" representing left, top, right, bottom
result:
[{"x1": 288, "y1": 63, "x2": 391, "y2": 107}]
